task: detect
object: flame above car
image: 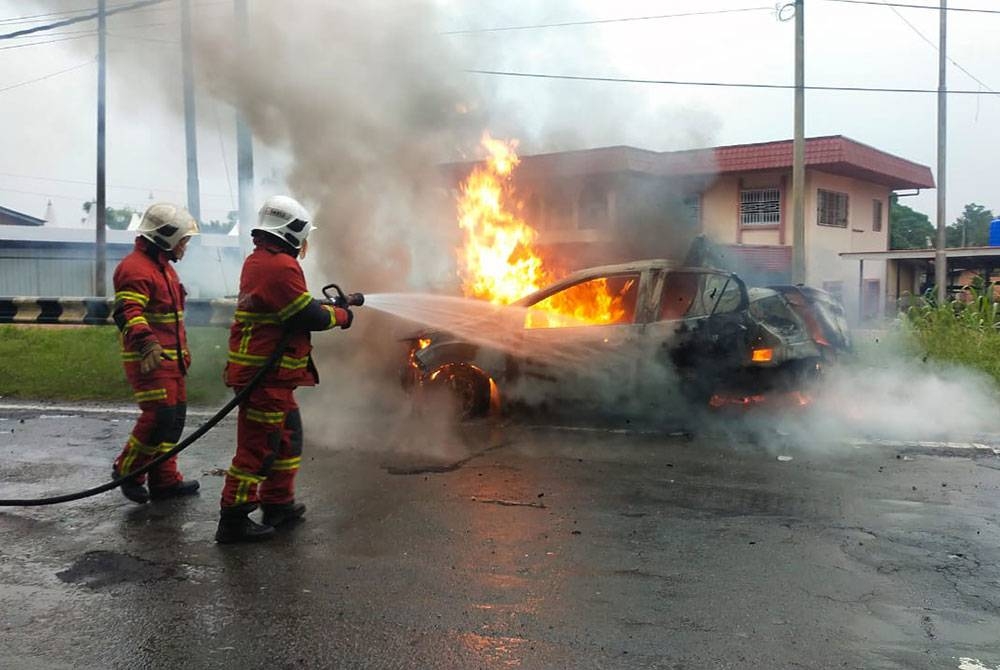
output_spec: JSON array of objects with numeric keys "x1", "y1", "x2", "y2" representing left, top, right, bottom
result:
[{"x1": 455, "y1": 133, "x2": 626, "y2": 328}]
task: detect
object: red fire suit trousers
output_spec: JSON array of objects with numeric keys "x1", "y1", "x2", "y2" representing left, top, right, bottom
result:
[
  {"x1": 220, "y1": 385, "x2": 303, "y2": 509},
  {"x1": 113, "y1": 375, "x2": 186, "y2": 489}
]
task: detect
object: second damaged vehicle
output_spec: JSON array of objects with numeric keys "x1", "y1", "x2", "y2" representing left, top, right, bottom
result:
[{"x1": 401, "y1": 260, "x2": 849, "y2": 419}]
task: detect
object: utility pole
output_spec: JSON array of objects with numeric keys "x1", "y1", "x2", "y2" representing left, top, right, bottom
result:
[
  {"x1": 95, "y1": 0, "x2": 107, "y2": 296},
  {"x1": 935, "y1": 0, "x2": 948, "y2": 304},
  {"x1": 181, "y1": 0, "x2": 201, "y2": 222},
  {"x1": 234, "y1": 0, "x2": 254, "y2": 256},
  {"x1": 791, "y1": 0, "x2": 806, "y2": 285}
]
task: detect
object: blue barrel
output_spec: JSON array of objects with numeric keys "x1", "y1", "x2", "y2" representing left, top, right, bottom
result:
[{"x1": 990, "y1": 218, "x2": 1000, "y2": 246}]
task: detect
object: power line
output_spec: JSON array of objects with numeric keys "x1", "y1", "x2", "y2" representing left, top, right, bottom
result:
[
  {"x1": 0, "y1": 0, "x2": 230, "y2": 27},
  {"x1": 878, "y1": 0, "x2": 997, "y2": 94},
  {"x1": 465, "y1": 68, "x2": 1000, "y2": 95},
  {"x1": 0, "y1": 171, "x2": 232, "y2": 197},
  {"x1": 0, "y1": 34, "x2": 95, "y2": 51},
  {"x1": 441, "y1": 6, "x2": 774, "y2": 35},
  {"x1": 0, "y1": 59, "x2": 94, "y2": 94},
  {"x1": 0, "y1": 0, "x2": 168, "y2": 40},
  {"x1": 820, "y1": 0, "x2": 1000, "y2": 14}
]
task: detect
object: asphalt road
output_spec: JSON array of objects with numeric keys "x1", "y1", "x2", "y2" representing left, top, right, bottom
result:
[{"x1": 1, "y1": 402, "x2": 999, "y2": 670}]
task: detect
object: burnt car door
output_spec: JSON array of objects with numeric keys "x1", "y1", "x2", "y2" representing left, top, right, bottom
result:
[
  {"x1": 512, "y1": 270, "x2": 649, "y2": 409},
  {"x1": 641, "y1": 269, "x2": 750, "y2": 402}
]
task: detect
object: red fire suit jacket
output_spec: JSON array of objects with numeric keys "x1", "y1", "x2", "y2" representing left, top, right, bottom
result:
[
  {"x1": 112, "y1": 237, "x2": 190, "y2": 382},
  {"x1": 224, "y1": 236, "x2": 349, "y2": 389}
]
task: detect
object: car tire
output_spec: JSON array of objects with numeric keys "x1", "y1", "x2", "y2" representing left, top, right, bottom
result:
[{"x1": 424, "y1": 363, "x2": 491, "y2": 420}]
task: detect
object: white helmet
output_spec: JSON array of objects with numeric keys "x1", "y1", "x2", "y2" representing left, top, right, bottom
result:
[
  {"x1": 254, "y1": 195, "x2": 312, "y2": 249},
  {"x1": 138, "y1": 203, "x2": 199, "y2": 251}
]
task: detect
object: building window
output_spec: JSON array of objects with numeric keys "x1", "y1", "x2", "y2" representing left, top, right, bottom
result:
[
  {"x1": 578, "y1": 182, "x2": 610, "y2": 230},
  {"x1": 739, "y1": 188, "x2": 780, "y2": 226},
  {"x1": 817, "y1": 189, "x2": 849, "y2": 228},
  {"x1": 872, "y1": 199, "x2": 883, "y2": 232},
  {"x1": 682, "y1": 194, "x2": 702, "y2": 227}
]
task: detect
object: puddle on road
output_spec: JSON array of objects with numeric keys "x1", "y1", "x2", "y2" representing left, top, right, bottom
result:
[{"x1": 56, "y1": 550, "x2": 176, "y2": 589}]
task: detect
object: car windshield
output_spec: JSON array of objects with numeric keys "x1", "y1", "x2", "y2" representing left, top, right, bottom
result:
[{"x1": 524, "y1": 273, "x2": 640, "y2": 329}]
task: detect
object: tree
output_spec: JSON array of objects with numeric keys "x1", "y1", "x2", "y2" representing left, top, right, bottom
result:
[
  {"x1": 203, "y1": 210, "x2": 238, "y2": 235},
  {"x1": 946, "y1": 202, "x2": 995, "y2": 247},
  {"x1": 82, "y1": 201, "x2": 136, "y2": 230},
  {"x1": 889, "y1": 196, "x2": 934, "y2": 250}
]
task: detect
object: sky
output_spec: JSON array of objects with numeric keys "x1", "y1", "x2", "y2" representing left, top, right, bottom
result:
[{"x1": 0, "y1": 0, "x2": 997, "y2": 232}]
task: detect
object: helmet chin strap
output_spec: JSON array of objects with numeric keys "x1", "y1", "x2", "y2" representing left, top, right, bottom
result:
[{"x1": 298, "y1": 239, "x2": 309, "y2": 260}]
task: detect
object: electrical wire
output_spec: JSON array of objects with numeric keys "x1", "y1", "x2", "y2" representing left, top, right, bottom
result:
[
  {"x1": 0, "y1": 0, "x2": 168, "y2": 41},
  {"x1": 464, "y1": 69, "x2": 1000, "y2": 95},
  {"x1": 441, "y1": 6, "x2": 774, "y2": 35},
  {"x1": 820, "y1": 0, "x2": 1000, "y2": 14},
  {"x1": 0, "y1": 34, "x2": 95, "y2": 51},
  {"x1": 877, "y1": 0, "x2": 998, "y2": 94},
  {"x1": 0, "y1": 59, "x2": 94, "y2": 94}
]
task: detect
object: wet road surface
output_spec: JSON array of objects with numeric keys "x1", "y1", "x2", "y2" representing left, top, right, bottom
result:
[{"x1": 1, "y1": 403, "x2": 999, "y2": 669}]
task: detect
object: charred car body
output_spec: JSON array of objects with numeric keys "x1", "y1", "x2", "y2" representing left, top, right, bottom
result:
[{"x1": 402, "y1": 260, "x2": 850, "y2": 419}]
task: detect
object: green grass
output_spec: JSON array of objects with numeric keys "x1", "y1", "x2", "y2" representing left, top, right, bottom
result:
[{"x1": 0, "y1": 325, "x2": 230, "y2": 404}]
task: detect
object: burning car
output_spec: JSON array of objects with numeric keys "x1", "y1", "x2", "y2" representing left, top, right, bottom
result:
[{"x1": 401, "y1": 260, "x2": 850, "y2": 419}]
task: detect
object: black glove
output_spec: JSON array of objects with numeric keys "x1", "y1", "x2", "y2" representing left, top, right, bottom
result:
[{"x1": 342, "y1": 307, "x2": 354, "y2": 329}]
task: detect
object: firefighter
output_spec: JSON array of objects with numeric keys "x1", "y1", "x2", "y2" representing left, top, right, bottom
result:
[
  {"x1": 215, "y1": 195, "x2": 353, "y2": 544},
  {"x1": 111, "y1": 203, "x2": 201, "y2": 504}
]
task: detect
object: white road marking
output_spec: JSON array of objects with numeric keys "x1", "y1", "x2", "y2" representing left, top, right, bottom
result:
[{"x1": 0, "y1": 402, "x2": 225, "y2": 419}]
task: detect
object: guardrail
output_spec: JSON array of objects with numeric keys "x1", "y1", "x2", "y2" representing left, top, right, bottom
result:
[{"x1": 0, "y1": 297, "x2": 236, "y2": 327}]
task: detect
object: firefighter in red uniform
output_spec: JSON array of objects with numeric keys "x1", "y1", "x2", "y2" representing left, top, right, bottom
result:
[
  {"x1": 215, "y1": 195, "x2": 353, "y2": 544},
  {"x1": 111, "y1": 203, "x2": 201, "y2": 504}
]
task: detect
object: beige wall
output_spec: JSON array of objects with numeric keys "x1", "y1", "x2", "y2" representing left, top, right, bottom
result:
[
  {"x1": 804, "y1": 171, "x2": 891, "y2": 320},
  {"x1": 699, "y1": 168, "x2": 893, "y2": 322}
]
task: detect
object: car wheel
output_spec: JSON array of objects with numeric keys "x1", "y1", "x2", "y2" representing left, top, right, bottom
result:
[{"x1": 424, "y1": 363, "x2": 491, "y2": 420}]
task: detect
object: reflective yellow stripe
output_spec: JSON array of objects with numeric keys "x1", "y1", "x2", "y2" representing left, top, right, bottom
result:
[
  {"x1": 121, "y1": 348, "x2": 186, "y2": 362},
  {"x1": 227, "y1": 351, "x2": 310, "y2": 370},
  {"x1": 234, "y1": 311, "x2": 282, "y2": 325},
  {"x1": 246, "y1": 408, "x2": 285, "y2": 425},
  {"x1": 235, "y1": 480, "x2": 251, "y2": 505},
  {"x1": 227, "y1": 466, "x2": 267, "y2": 484},
  {"x1": 279, "y1": 355, "x2": 309, "y2": 370},
  {"x1": 278, "y1": 292, "x2": 312, "y2": 321},
  {"x1": 115, "y1": 290, "x2": 149, "y2": 307},
  {"x1": 125, "y1": 315, "x2": 149, "y2": 330},
  {"x1": 271, "y1": 457, "x2": 301, "y2": 471},
  {"x1": 158, "y1": 442, "x2": 177, "y2": 454},
  {"x1": 327, "y1": 306, "x2": 337, "y2": 329},
  {"x1": 238, "y1": 323, "x2": 253, "y2": 354},
  {"x1": 134, "y1": 388, "x2": 168, "y2": 402},
  {"x1": 146, "y1": 311, "x2": 183, "y2": 324}
]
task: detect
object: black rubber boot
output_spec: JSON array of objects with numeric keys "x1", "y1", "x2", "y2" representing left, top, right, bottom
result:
[
  {"x1": 215, "y1": 507, "x2": 275, "y2": 544},
  {"x1": 113, "y1": 468, "x2": 149, "y2": 505},
  {"x1": 150, "y1": 479, "x2": 201, "y2": 501},
  {"x1": 261, "y1": 502, "x2": 306, "y2": 528}
]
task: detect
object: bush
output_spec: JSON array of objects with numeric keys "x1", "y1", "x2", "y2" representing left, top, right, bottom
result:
[{"x1": 904, "y1": 283, "x2": 1000, "y2": 385}]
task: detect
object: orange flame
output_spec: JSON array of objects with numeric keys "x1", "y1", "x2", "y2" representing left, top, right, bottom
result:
[{"x1": 456, "y1": 133, "x2": 626, "y2": 328}]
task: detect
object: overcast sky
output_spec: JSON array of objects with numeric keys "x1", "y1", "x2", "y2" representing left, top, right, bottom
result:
[{"x1": 0, "y1": 0, "x2": 997, "y2": 230}]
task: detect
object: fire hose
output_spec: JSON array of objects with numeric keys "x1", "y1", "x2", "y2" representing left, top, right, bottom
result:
[{"x1": 0, "y1": 284, "x2": 364, "y2": 507}]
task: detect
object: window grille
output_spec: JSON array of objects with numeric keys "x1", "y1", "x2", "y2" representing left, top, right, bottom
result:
[
  {"x1": 817, "y1": 189, "x2": 849, "y2": 228},
  {"x1": 739, "y1": 188, "x2": 780, "y2": 226},
  {"x1": 682, "y1": 194, "x2": 702, "y2": 227},
  {"x1": 872, "y1": 199, "x2": 883, "y2": 232}
]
